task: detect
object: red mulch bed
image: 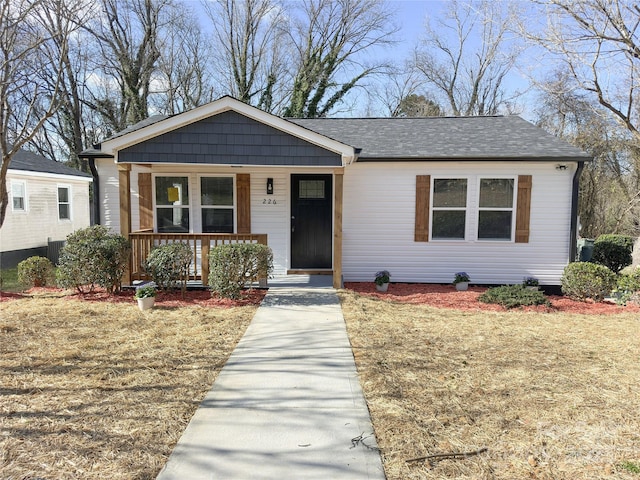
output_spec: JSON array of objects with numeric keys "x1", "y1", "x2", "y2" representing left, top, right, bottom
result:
[
  {"x1": 344, "y1": 282, "x2": 640, "y2": 315},
  {"x1": 0, "y1": 287, "x2": 266, "y2": 308}
]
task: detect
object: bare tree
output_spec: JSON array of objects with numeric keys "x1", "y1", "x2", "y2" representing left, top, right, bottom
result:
[
  {"x1": 282, "y1": 0, "x2": 398, "y2": 118},
  {"x1": 25, "y1": 0, "x2": 98, "y2": 171},
  {"x1": 524, "y1": 0, "x2": 640, "y2": 139},
  {"x1": 535, "y1": 70, "x2": 640, "y2": 236},
  {"x1": 203, "y1": 0, "x2": 286, "y2": 111},
  {"x1": 413, "y1": 0, "x2": 521, "y2": 116},
  {"x1": 82, "y1": 0, "x2": 169, "y2": 133},
  {"x1": 522, "y1": 0, "x2": 640, "y2": 235},
  {"x1": 0, "y1": 0, "x2": 78, "y2": 228},
  {"x1": 154, "y1": 4, "x2": 217, "y2": 114}
]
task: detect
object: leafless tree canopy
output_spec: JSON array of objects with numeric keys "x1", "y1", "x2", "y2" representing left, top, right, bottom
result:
[
  {"x1": 413, "y1": 0, "x2": 521, "y2": 116},
  {"x1": 203, "y1": 0, "x2": 286, "y2": 111},
  {"x1": 282, "y1": 0, "x2": 398, "y2": 117},
  {"x1": 3, "y1": 0, "x2": 639, "y2": 236},
  {"x1": 0, "y1": 0, "x2": 80, "y2": 228},
  {"x1": 524, "y1": 0, "x2": 640, "y2": 235}
]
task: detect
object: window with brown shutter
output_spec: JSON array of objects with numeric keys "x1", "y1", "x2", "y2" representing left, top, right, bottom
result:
[
  {"x1": 515, "y1": 175, "x2": 532, "y2": 243},
  {"x1": 138, "y1": 172, "x2": 153, "y2": 230},
  {"x1": 415, "y1": 175, "x2": 430, "y2": 242},
  {"x1": 236, "y1": 173, "x2": 251, "y2": 234}
]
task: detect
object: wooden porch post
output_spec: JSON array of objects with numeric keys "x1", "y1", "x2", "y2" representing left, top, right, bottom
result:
[
  {"x1": 333, "y1": 170, "x2": 344, "y2": 288},
  {"x1": 118, "y1": 163, "x2": 132, "y2": 285}
]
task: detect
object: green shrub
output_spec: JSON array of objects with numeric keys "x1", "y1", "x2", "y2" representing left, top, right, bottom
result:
[
  {"x1": 143, "y1": 242, "x2": 192, "y2": 292},
  {"x1": 561, "y1": 262, "x2": 616, "y2": 302},
  {"x1": 209, "y1": 243, "x2": 273, "y2": 299},
  {"x1": 591, "y1": 234, "x2": 634, "y2": 273},
  {"x1": 478, "y1": 284, "x2": 551, "y2": 309},
  {"x1": 612, "y1": 267, "x2": 640, "y2": 305},
  {"x1": 57, "y1": 225, "x2": 130, "y2": 294},
  {"x1": 17, "y1": 256, "x2": 56, "y2": 288}
]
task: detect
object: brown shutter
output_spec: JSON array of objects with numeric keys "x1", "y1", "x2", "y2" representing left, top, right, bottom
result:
[
  {"x1": 515, "y1": 175, "x2": 532, "y2": 243},
  {"x1": 415, "y1": 175, "x2": 431, "y2": 242},
  {"x1": 138, "y1": 172, "x2": 153, "y2": 230},
  {"x1": 236, "y1": 173, "x2": 251, "y2": 234}
]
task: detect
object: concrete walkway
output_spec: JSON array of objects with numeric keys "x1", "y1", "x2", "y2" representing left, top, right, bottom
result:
[{"x1": 156, "y1": 276, "x2": 385, "y2": 480}]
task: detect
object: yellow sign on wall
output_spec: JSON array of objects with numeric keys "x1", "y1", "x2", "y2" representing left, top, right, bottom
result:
[{"x1": 167, "y1": 187, "x2": 179, "y2": 202}]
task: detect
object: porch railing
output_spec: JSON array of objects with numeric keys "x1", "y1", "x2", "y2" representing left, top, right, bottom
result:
[{"x1": 129, "y1": 231, "x2": 268, "y2": 285}]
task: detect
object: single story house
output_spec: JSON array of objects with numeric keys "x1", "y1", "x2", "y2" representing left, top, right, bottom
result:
[
  {"x1": 81, "y1": 96, "x2": 591, "y2": 288},
  {"x1": 1, "y1": 149, "x2": 92, "y2": 268}
]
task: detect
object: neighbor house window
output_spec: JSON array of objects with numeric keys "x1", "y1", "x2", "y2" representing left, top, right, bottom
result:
[
  {"x1": 155, "y1": 176, "x2": 189, "y2": 232},
  {"x1": 431, "y1": 178, "x2": 467, "y2": 240},
  {"x1": 201, "y1": 176, "x2": 234, "y2": 233},
  {"x1": 478, "y1": 178, "x2": 515, "y2": 240},
  {"x1": 11, "y1": 181, "x2": 26, "y2": 211},
  {"x1": 58, "y1": 185, "x2": 71, "y2": 220}
]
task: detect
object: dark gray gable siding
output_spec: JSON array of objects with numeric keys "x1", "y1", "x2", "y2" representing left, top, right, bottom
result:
[{"x1": 118, "y1": 110, "x2": 341, "y2": 166}]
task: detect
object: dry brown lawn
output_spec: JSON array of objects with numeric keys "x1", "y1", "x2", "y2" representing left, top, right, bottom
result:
[
  {"x1": 339, "y1": 290, "x2": 640, "y2": 480},
  {"x1": 0, "y1": 294, "x2": 257, "y2": 479}
]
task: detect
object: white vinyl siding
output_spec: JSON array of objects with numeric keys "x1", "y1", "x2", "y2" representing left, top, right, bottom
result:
[
  {"x1": 1, "y1": 172, "x2": 90, "y2": 253},
  {"x1": 343, "y1": 161, "x2": 575, "y2": 286}
]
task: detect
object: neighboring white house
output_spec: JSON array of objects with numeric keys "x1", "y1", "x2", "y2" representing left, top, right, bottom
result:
[
  {"x1": 0, "y1": 149, "x2": 92, "y2": 268},
  {"x1": 81, "y1": 96, "x2": 591, "y2": 288}
]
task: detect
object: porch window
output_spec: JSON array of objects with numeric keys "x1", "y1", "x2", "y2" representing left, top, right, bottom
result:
[
  {"x1": 155, "y1": 176, "x2": 189, "y2": 232},
  {"x1": 478, "y1": 178, "x2": 514, "y2": 240},
  {"x1": 201, "y1": 176, "x2": 234, "y2": 233},
  {"x1": 431, "y1": 178, "x2": 467, "y2": 240},
  {"x1": 58, "y1": 185, "x2": 71, "y2": 220},
  {"x1": 11, "y1": 181, "x2": 26, "y2": 211}
]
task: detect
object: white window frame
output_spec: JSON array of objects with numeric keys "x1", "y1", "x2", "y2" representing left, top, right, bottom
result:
[
  {"x1": 153, "y1": 174, "x2": 192, "y2": 233},
  {"x1": 11, "y1": 180, "x2": 27, "y2": 212},
  {"x1": 57, "y1": 184, "x2": 71, "y2": 221},
  {"x1": 477, "y1": 176, "x2": 517, "y2": 242},
  {"x1": 198, "y1": 174, "x2": 236, "y2": 233},
  {"x1": 430, "y1": 177, "x2": 469, "y2": 241}
]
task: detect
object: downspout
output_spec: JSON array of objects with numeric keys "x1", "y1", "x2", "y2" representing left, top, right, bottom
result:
[
  {"x1": 569, "y1": 161, "x2": 585, "y2": 263},
  {"x1": 88, "y1": 157, "x2": 100, "y2": 225}
]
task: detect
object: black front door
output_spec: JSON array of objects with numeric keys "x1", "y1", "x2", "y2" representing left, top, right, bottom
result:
[{"x1": 291, "y1": 174, "x2": 332, "y2": 269}]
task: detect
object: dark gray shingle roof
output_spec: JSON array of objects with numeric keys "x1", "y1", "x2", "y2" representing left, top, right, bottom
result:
[
  {"x1": 10, "y1": 149, "x2": 92, "y2": 177},
  {"x1": 290, "y1": 116, "x2": 591, "y2": 161}
]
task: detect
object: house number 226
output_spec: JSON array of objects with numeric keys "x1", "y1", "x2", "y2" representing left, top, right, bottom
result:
[{"x1": 263, "y1": 198, "x2": 277, "y2": 204}]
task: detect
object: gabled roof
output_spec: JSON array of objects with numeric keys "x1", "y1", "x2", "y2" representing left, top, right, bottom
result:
[
  {"x1": 81, "y1": 96, "x2": 591, "y2": 164},
  {"x1": 10, "y1": 149, "x2": 92, "y2": 178},
  {"x1": 289, "y1": 116, "x2": 592, "y2": 161},
  {"x1": 87, "y1": 96, "x2": 357, "y2": 164}
]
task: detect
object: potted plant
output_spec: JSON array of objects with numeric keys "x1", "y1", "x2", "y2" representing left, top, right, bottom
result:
[
  {"x1": 523, "y1": 276, "x2": 539, "y2": 290},
  {"x1": 374, "y1": 270, "x2": 391, "y2": 292},
  {"x1": 134, "y1": 282, "x2": 157, "y2": 311},
  {"x1": 453, "y1": 272, "x2": 470, "y2": 291}
]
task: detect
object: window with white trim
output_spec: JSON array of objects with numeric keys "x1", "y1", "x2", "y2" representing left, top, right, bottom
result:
[
  {"x1": 201, "y1": 176, "x2": 234, "y2": 233},
  {"x1": 58, "y1": 185, "x2": 71, "y2": 220},
  {"x1": 431, "y1": 178, "x2": 467, "y2": 240},
  {"x1": 477, "y1": 178, "x2": 515, "y2": 240},
  {"x1": 155, "y1": 176, "x2": 190, "y2": 232},
  {"x1": 11, "y1": 180, "x2": 26, "y2": 211}
]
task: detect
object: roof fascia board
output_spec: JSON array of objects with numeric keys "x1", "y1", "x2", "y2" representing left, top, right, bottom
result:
[
  {"x1": 355, "y1": 156, "x2": 592, "y2": 163},
  {"x1": 101, "y1": 97, "x2": 356, "y2": 162},
  {"x1": 115, "y1": 162, "x2": 342, "y2": 169},
  {"x1": 8, "y1": 169, "x2": 93, "y2": 182}
]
